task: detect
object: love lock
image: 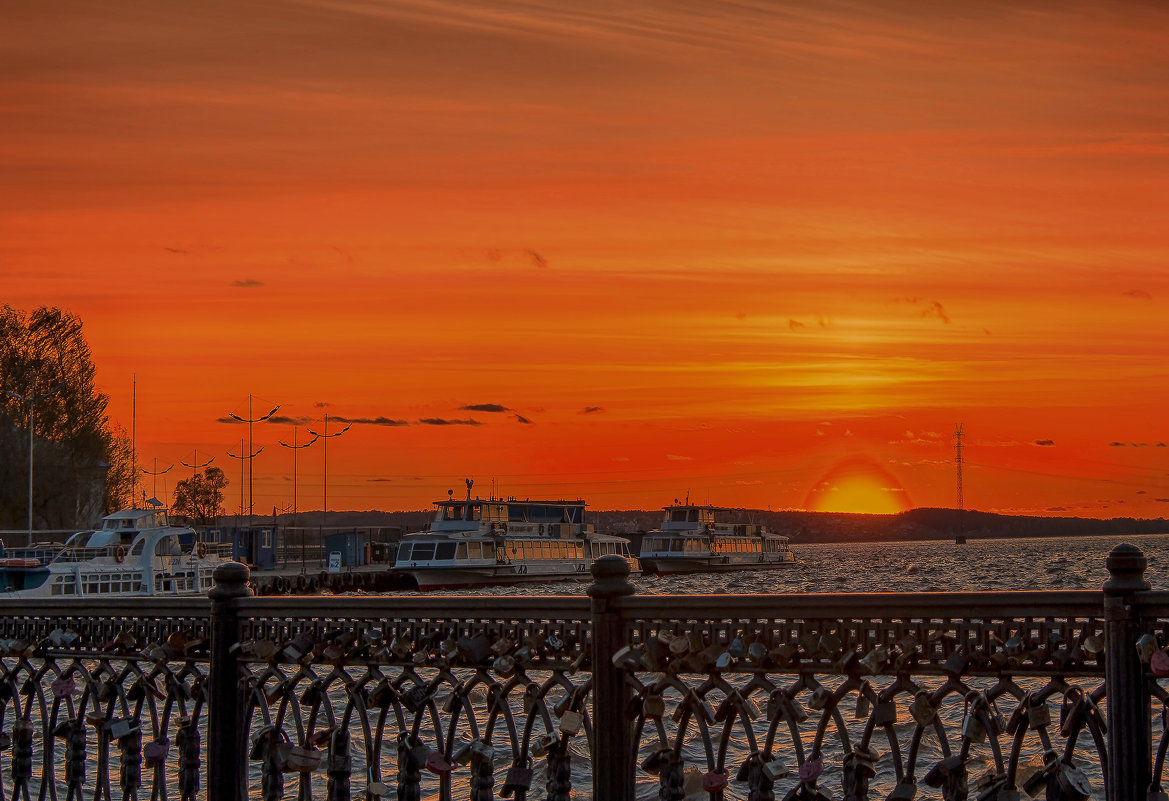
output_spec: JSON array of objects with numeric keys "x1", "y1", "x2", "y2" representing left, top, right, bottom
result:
[
  {"x1": 641, "y1": 748, "x2": 672, "y2": 776},
  {"x1": 798, "y1": 754, "x2": 824, "y2": 784},
  {"x1": 559, "y1": 709, "x2": 584, "y2": 736},
  {"x1": 1059, "y1": 688, "x2": 1085, "y2": 737},
  {"x1": 493, "y1": 654, "x2": 517, "y2": 677},
  {"x1": 643, "y1": 693, "x2": 666, "y2": 718},
  {"x1": 860, "y1": 645, "x2": 888, "y2": 674},
  {"x1": 1027, "y1": 699, "x2": 1052, "y2": 730},
  {"x1": 531, "y1": 733, "x2": 557, "y2": 758},
  {"x1": 1052, "y1": 762, "x2": 1092, "y2": 801},
  {"x1": 702, "y1": 767, "x2": 729, "y2": 792},
  {"x1": 922, "y1": 754, "x2": 966, "y2": 787},
  {"x1": 808, "y1": 685, "x2": 832, "y2": 711},
  {"x1": 873, "y1": 700, "x2": 897, "y2": 726},
  {"x1": 1136, "y1": 633, "x2": 1159, "y2": 663},
  {"x1": 51, "y1": 676, "x2": 76, "y2": 699},
  {"x1": 401, "y1": 685, "x2": 429, "y2": 713},
  {"x1": 458, "y1": 634, "x2": 491, "y2": 663},
  {"x1": 909, "y1": 691, "x2": 936, "y2": 726},
  {"x1": 500, "y1": 758, "x2": 533, "y2": 798},
  {"x1": 885, "y1": 778, "x2": 917, "y2": 801},
  {"x1": 763, "y1": 758, "x2": 790, "y2": 781},
  {"x1": 961, "y1": 710, "x2": 986, "y2": 743},
  {"x1": 424, "y1": 750, "x2": 453, "y2": 775},
  {"x1": 855, "y1": 684, "x2": 874, "y2": 719},
  {"x1": 1152, "y1": 649, "x2": 1169, "y2": 677},
  {"x1": 522, "y1": 682, "x2": 541, "y2": 714}
]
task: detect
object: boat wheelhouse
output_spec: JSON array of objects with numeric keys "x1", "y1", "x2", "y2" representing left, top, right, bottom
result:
[
  {"x1": 0, "y1": 505, "x2": 236, "y2": 598},
  {"x1": 392, "y1": 482, "x2": 639, "y2": 591},
  {"x1": 638, "y1": 503, "x2": 795, "y2": 575}
]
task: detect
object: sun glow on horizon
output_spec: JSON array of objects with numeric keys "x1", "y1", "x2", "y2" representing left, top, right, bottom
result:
[{"x1": 804, "y1": 457, "x2": 913, "y2": 515}]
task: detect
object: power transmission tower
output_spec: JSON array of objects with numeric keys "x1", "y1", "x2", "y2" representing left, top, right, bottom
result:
[{"x1": 954, "y1": 423, "x2": 964, "y2": 512}]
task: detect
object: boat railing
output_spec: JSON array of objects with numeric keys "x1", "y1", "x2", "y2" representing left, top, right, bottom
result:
[
  {"x1": 0, "y1": 544, "x2": 1165, "y2": 801},
  {"x1": 46, "y1": 544, "x2": 121, "y2": 564}
]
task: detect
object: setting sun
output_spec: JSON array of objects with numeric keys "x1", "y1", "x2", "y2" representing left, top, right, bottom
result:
[{"x1": 804, "y1": 457, "x2": 913, "y2": 515}]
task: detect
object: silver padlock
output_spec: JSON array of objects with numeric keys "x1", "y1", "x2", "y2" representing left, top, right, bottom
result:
[
  {"x1": 108, "y1": 717, "x2": 139, "y2": 739},
  {"x1": 763, "y1": 758, "x2": 789, "y2": 780},
  {"x1": 909, "y1": 692, "x2": 935, "y2": 726},
  {"x1": 1136, "y1": 633, "x2": 1159, "y2": 663},
  {"x1": 531, "y1": 733, "x2": 557, "y2": 757},
  {"x1": 559, "y1": 709, "x2": 584, "y2": 736},
  {"x1": 961, "y1": 711, "x2": 986, "y2": 743}
]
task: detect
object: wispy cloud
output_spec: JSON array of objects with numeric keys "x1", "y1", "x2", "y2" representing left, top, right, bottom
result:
[
  {"x1": 579, "y1": 406, "x2": 605, "y2": 414},
  {"x1": 788, "y1": 319, "x2": 805, "y2": 331},
  {"x1": 526, "y1": 249, "x2": 547, "y2": 268},
  {"x1": 418, "y1": 417, "x2": 481, "y2": 426},
  {"x1": 460, "y1": 403, "x2": 511, "y2": 413},
  {"x1": 1033, "y1": 439, "x2": 1055, "y2": 446},
  {"x1": 268, "y1": 415, "x2": 315, "y2": 425},
  {"x1": 232, "y1": 279, "x2": 263, "y2": 288},
  {"x1": 514, "y1": 414, "x2": 533, "y2": 424},
  {"x1": 1123, "y1": 289, "x2": 1152, "y2": 299},
  {"x1": 333, "y1": 416, "x2": 409, "y2": 426},
  {"x1": 164, "y1": 247, "x2": 187, "y2": 254}
]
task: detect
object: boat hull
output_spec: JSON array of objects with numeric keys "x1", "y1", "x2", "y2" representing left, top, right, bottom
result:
[
  {"x1": 398, "y1": 558, "x2": 639, "y2": 591},
  {"x1": 640, "y1": 554, "x2": 796, "y2": 575}
]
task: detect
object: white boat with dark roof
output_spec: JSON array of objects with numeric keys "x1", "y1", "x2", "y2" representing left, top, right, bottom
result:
[
  {"x1": 638, "y1": 502, "x2": 795, "y2": 575},
  {"x1": 0, "y1": 503, "x2": 237, "y2": 598},
  {"x1": 392, "y1": 480, "x2": 640, "y2": 591}
]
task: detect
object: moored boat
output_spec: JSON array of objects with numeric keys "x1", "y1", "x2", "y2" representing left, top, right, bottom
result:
[
  {"x1": 0, "y1": 503, "x2": 237, "y2": 598},
  {"x1": 392, "y1": 481, "x2": 639, "y2": 590},
  {"x1": 638, "y1": 502, "x2": 795, "y2": 575}
]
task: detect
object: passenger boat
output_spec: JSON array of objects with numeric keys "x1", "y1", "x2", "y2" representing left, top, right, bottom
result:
[
  {"x1": 0, "y1": 504, "x2": 236, "y2": 598},
  {"x1": 638, "y1": 502, "x2": 795, "y2": 574},
  {"x1": 392, "y1": 481, "x2": 639, "y2": 591}
]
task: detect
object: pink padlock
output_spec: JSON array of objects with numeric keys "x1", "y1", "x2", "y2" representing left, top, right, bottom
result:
[
  {"x1": 798, "y1": 754, "x2": 824, "y2": 783},
  {"x1": 51, "y1": 676, "x2": 76, "y2": 699},
  {"x1": 424, "y1": 751, "x2": 453, "y2": 774},
  {"x1": 701, "y1": 768, "x2": 729, "y2": 792},
  {"x1": 1152, "y1": 649, "x2": 1169, "y2": 677}
]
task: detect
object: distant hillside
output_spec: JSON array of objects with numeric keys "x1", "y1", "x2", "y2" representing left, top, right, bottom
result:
[{"x1": 224, "y1": 506, "x2": 1168, "y2": 543}]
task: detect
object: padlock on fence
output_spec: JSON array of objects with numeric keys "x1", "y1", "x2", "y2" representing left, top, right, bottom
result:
[
  {"x1": 500, "y1": 758, "x2": 533, "y2": 798},
  {"x1": 909, "y1": 692, "x2": 936, "y2": 726},
  {"x1": 559, "y1": 709, "x2": 584, "y2": 736},
  {"x1": 701, "y1": 767, "x2": 729, "y2": 792}
]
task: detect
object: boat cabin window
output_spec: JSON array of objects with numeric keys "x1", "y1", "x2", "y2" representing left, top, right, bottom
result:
[
  {"x1": 669, "y1": 509, "x2": 688, "y2": 523},
  {"x1": 698, "y1": 508, "x2": 714, "y2": 524},
  {"x1": 435, "y1": 542, "x2": 456, "y2": 561},
  {"x1": 130, "y1": 539, "x2": 146, "y2": 556},
  {"x1": 408, "y1": 543, "x2": 435, "y2": 561},
  {"x1": 436, "y1": 503, "x2": 481, "y2": 522}
]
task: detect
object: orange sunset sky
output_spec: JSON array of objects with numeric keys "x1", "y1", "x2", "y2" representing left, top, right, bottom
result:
[{"x1": 3, "y1": 1, "x2": 1169, "y2": 518}]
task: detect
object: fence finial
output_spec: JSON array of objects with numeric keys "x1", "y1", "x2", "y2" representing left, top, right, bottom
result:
[
  {"x1": 587, "y1": 554, "x2": 635, "y2": 599},
  {"x1": 1104, "y1": 542, "x2": 1150, "y2": 595}
]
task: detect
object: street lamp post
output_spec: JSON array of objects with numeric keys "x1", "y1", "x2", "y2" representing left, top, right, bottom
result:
[
  {"x1": 227, "y1": 395, "x2": 280, "y2": 531},
  {"x1": 308, "y1": 412, "x2": 350, "y2": 565},
  {"x1": 226, "y1": 438, "x2": 259, "y2": 519},
  {"x1": 278, "y1": 426, "x2": 318, "y2": 573},
  {"x1": 140, "y1": 458, "x2": 173, "y2": 506},
  {"x1": 180, "y1": 449, "x2": 215, "y2": 482},
  {"x1": 7, "y1": 381, "x2": 59, "y2": 546}
]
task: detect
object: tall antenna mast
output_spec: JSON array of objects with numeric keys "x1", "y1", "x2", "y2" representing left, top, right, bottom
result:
[
  {"x1": 132, "y1": 374, "x2": 138, "y2": 507},
  {"x1": 954, "y1": 422, "x2": 964, "y2": 512}
]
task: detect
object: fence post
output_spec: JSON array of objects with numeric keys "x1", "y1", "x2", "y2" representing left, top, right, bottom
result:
[
  {"x1": 208, "y1": 561, "x2": 252, "y2": 801},
  {"x1": 588, "y1": 554, "x2": 636, "y2": 801},
  {"x1": 1103, "y1": 542, "x2": 1151, "y2": 801}
]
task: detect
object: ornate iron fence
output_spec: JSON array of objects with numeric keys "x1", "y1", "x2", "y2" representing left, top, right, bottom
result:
[{"x1": 0, "y1": 543, "x2": 1165, "y2": 800}]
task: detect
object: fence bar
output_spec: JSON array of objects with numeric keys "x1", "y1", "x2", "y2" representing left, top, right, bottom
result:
[
  {"x1": 589, "y1": 554, "x2": 637, "y2": 801},
  {"x1": 208, "y1": 561, "x2": 252, "y2": 801},
  {"x1": 1104, "y1": 542, "x2": 1152, "y2": 801}
]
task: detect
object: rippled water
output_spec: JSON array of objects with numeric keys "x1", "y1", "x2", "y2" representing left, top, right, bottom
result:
[
  {"x1": 391, "y1": 532, "x2": 1169, "y2": 597},
  {"x1": 376, "y1": 533, "x2": 1169, "y2": 799}
]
